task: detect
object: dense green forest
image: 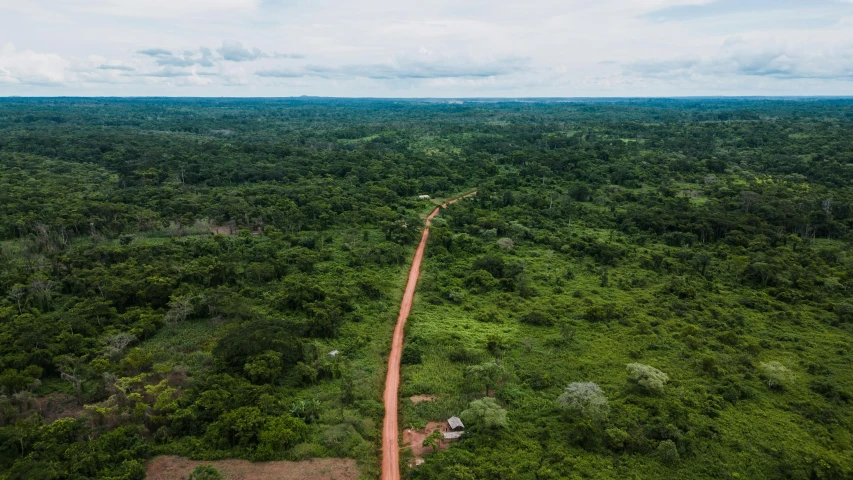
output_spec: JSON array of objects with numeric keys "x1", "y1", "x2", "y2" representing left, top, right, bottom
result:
[{"x1": 1, "y1": 97, "x2": 852, "y2": 479}]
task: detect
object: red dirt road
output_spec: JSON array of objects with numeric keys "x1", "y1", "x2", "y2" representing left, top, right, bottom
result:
[{"x1": 381, "y1": 192, "x2": 476, "y2": 480}]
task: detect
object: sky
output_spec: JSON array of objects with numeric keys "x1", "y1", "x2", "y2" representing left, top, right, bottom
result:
[{"x1": 1, "y1": 0, "x2": 853, "y2": 97}]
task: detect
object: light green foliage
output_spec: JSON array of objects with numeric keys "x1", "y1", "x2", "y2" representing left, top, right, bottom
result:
[
  {"x1": 461, "y1": 397, "x2": 507, "y2": 429},
  {"x1": 120, "y1": 348, "x2": 155, "y2": 375},
  {"x1": 626, "y1": 363, "x2": 669, "y2": 394},
  {"x1": 497, "y1": 238, "x2": 514, "y2": 249},
  {"x1": 557, "y1": 382, "x2": 609, "y2": 420},
  {"x1": 464, "y1": 361, "x2": 506, "y2": 396},
  {"x1": 758, "y1": 361, "x2": 795, "y2": 389},
  {"x1": 256, "y1": 415, "x2": 306, "y2": 460}
]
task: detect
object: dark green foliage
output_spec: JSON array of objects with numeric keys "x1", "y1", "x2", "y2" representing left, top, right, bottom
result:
[
  {"x1": 472, "y1": 255, "x2": 505, "y2": 278},
  {"x1": 213, "y1": 320, "x2": 302, "y2": 377},
  {"x1": 401, "y1": 343, "x2": 423, "y2": 365},
  {"x1": 0, "y1": 420, "x2": 148, "y2": 479},
  {"x1": 657, "y1": 439, "x2": 680, "y2": 465},
  {"x1": 520, "y1": 310, "x2": 553, "y2": 326},
  {"x1": 204, "y1": 406, "x2": 306, "y2": 460}
]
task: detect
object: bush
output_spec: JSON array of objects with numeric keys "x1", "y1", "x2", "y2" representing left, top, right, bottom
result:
[
  {"x1": 520, "y1": 310, "x2": 554, "y2": 326},
  {"x1": 472, "y1": 255, "x2": 505, "y2": 278},
  {"x1": 626, "y1": 363, "x2": 669, "y2": 394},
  {"x1": 657, "y1": 439, "x2": 679, "y2": 465},
  {"x1": 461, "y1": 397, "x2": 507, "y2": 429},
  {"x1": 189, "y1": 465, "x2": 223, "y2": 480},
  {"x1": 205, "y1": 406, "x2": 306, "y2": 457},
  {"x1": 835, "y1": 302, "x2": 853, "y2": 322},
  {"x1": 475, "y1": 310, "x2": 502, "y2": 323},
  {"x1": 466, "y1": 270, "x2": 498, "y2": 293},
  {"x1": 288, "y1": 442, "x2": 327, "y2": 460},
  {"x1": 448, "y1": 347, "x2": 480, "y2": 363},
  {"x1": 605, "y1": 428, "x2": 630, "y2": 451},
  {"x1": 583, "y1": 305, "x2": 608, "y2": 322},
  {"x1": 401, "y1": 343, "x2": 422, "y2": 365},
  {"x1": 557, "y1": 382, "x2": 609, "y2": 420},
  {"x1": 213, "y1": 320, "x2": 302, "y2": 376},
  {"x1": 758, "y1": 361, "x2": 795, "y2": 389},
  {"x1": 497, "y1": 238, "x2": 514, "y2": 249},
  {"x1": 464, "y1": 361, "x2": 506, "y2": 396},
  {"x1": 243, "y1": 350, "x2": 284, "y2": 384}
]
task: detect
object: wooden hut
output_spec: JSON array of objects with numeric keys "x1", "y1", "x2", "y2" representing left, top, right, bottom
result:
[{"x1": 442, "y1": 416, "x2": 465, "y2": 440}]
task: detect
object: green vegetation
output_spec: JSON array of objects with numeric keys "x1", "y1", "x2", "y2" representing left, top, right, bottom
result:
[
  {"x1": 1, "y1": 97, "x2": 853, "y2": 479},
  {"x1": 401, "y1": 101, "x2": 853, "y2": 477},
  {"x1": 188, "y1": 464, "x2": 223, "y2": 480}
]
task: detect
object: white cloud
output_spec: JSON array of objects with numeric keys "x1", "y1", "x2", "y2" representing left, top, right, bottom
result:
[
  {"x1": 627, "y1": 37, "x2": 853, "y2": 80},
  {"x1": 2, "y1": 0, "x2": 853, "y2": 95},
  {"x1": 257, "y1": 53, "x2": 529, "y2": 80},
  {"x1": 75, "y1": 0, "x2": 262, "y2": 18},
  {"x1": 0, "y1": 43, "x2": 71, "y2": 85},
  {"x1": 218, "y1": 41, "x2": 266, "y2": 62}
]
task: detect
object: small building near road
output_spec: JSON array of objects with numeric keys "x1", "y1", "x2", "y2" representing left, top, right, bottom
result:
[
  {"x1": 418, "y1": 194, "x2": 431, "y2": 200},
  {"x1": 442, "y1": 416, "x2": 465, "y2": 440}
]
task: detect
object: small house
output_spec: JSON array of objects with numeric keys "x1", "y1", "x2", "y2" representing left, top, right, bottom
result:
[
  {"x1": 418, "y1": 195, "x2": 431, "y2": 200},
  {"x1": 442, "y1": 416, "x2": 465, "y2": 440}
]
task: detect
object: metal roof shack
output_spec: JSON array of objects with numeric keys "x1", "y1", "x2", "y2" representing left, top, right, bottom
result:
[{"x1": 447, "y1": 416, "x2": 464, "y2": 431}]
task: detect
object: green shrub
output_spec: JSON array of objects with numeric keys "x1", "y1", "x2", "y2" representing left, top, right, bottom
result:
[
  {"x1": 758, "y1": 361, "x2": 795, "y2": 389},
  {"x1": 656, "y1": 440, "x2": 680, "y2": 465},
  {"x1": 189, "y1": 464, "x2": 223, "y2": 480},
  {"x1": 557, "y1": 382, "x2": 609, "y2": 420},
  {"x1": 401, "y1": 343, "x2": 423, "y2": 365},
  {"x1": 461, "y1": 397, "x2": 507, "y2": 429},
  {"x1": 520, "y1": 310, "x2": 554, "y2": 326},
  {"x1": 626, "y1": 363, "x2": 669, "y2": 394},
  {"x1": 605, "y1": 428, "x2": 630, "y2": 451}
]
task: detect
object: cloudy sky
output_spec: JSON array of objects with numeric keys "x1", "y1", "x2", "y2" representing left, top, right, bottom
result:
[{"x1": 1, "y1": 0, "x2": 853, "y2": 97}]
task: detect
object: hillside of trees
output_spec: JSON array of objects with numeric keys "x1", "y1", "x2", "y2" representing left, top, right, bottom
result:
[{"x1": 0, "y1": 97, "x2": 852, "y2": 479}]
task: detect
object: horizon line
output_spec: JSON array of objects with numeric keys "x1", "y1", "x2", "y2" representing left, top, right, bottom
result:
[{"x1": 2, "y1": 95, "x2": 853, "y2": 101}]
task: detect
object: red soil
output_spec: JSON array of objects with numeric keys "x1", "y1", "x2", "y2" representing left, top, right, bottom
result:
[
  {"x1": 401, "y1": 421, "x2": 450, "y2": 467},
  {"x1": 381, "y1": 192, "x2": 475, "y2": 480},
  {"x1": 145, "y1": 455, "x2": 358, "y2": 480},
  {"x1": 408, "y1": 394, "x2": 439, "y2": 405}
]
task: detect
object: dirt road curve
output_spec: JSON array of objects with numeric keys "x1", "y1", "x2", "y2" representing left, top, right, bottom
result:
[{"x1": 381, "y1": 192, "x2": 476, "y2": 480}]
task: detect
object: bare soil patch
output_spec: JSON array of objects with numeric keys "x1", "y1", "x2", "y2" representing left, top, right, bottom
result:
[
  {"x1": 35, "y1": 393, "x2": 86, "y2": 422},
  {"x1": 145, "y1": 455, "x2": 359, "y2": 480},
  {"x1": 409, "y1": 394, "x2": 439, "y2": 404},
  {"x1": 401, "y1": 421, "x2": 451, "y2": 467}
]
